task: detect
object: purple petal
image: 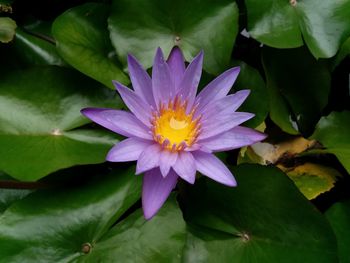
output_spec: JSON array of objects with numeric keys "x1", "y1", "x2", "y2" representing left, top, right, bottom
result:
[
  {"x1": 142, "y1": 168, "x2": 178, "y2": 219},
  {"x1": 195, "y1": 67, "x2": 240, "y2": 115},
  {"x1": 113, "y1": 81, "x2": 152, "y2": 127},
  {"x1": 106, "y1": 137, "x2": 152, "y2": 162},
  {"x1": 152, "y1": 48, "x2": 175, "y2": 107},
  {"x1": 177, "y1": 51, "x2": 203, "y2": 111},
  {"x1": 192, "y1": 151, "x2": 236, "y2": 187},
  {"x1": 172, "y1": 151, "x2": 196, "y2": 184},
  {"x1": 201, "y1": 90, "x2": 250, "y2": 121},
  {"x1": 136, "y1": 144, "x2": 162, "y2": 174},
  {"x1": 198, "y1": 112, "x2": 255, "y2": 140},
  {"x1": 167, "y1": 46, "x2": 185, "y2": 91},
  {"x1": 200, "y1": 126, "x2": 267, "y2": 152},
  {"x1": 127, "y1": 54, "x2": 155, "y2": 107},
  {"x1": 159, "y1": 150, "x2": 178, "y2": 177},
  {"x1": 81, "y1": 108, "x2": 152, "y2": 140}
]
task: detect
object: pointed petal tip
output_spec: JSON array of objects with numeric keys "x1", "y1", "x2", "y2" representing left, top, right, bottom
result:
[
  {"x1": 112, "y1": 80, "x2": 122, "y2": 90},
  {"x1": 225, "y1": 175, "x2": 237, "y2": 187},
  {"x1": 155, "y1": 47, "x2": 165, "y2": 57},
  {"x1": 143, "y1": 208, "x2": 156, "y2": 220},
  {"x1": 80, "y1": 107, "x2": 98, "y2": 118}
]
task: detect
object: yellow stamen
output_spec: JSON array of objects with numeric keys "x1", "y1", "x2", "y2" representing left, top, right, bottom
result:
[{"x1": 152, "y1": 97, "x2": 200, "y2": 151}]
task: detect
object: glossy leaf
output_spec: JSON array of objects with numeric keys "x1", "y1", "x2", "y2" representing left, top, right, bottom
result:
[
  {"x1": 0, "y1": 66, "x2": 121, "y2": 181},
  {"x1": 326, "y1": 200, "x2": 350, "y2": 263},
  {"x1": 311, "y1": 111, "x2": 350, "y2": 174},
  {"x1": 232, "y1": 61, "x2": 269, "y2": 128},
  {"x1": 77, "y1": 195, "x2": 186, "y2": 263},
  {"x1": 333, "y1": 37, "x2": 350, "y2": 69},
  {"x1": 245, "y1": 0, "x2": 350, "y2": 58},
  {"x1": 262, "y1": 47, "x2": 331, "y2": 136},
  {"x1": 108, "y1": 0, "x2": 239, "y2": 75},
  {"x1": 181, "y1": 164, "x2": 337, "y2": 263},
  {"x1": 0, "y1": 167, "x2": 142, "y2": 262},
  {"x1": 12, "y1": 27, "x2": 64, "y2": 66},
  {"x1": 52, "y1": 3, "x2": 128, "y2": 89},
  {"x1": 0, "y1": 17, "x2": 16, "y2": 43},
  {"x1": 0, "y1": 173, "x2": 32, "y2": 214}
]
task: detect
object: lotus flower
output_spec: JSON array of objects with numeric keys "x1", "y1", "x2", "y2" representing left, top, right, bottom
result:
[{"x1": 81, "y1": 47, "x2": 266, "y2": 219}]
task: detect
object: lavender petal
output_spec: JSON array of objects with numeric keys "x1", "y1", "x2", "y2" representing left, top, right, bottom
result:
[
  {"x1": 127, "y1": 54, "x2": 155, "y2": 106},
  {"x1": 177, "y1": 51, "x2": 203, "y2": 111},
  {"x1": 106, "y1": 137, "x2": 152, "y2": 162},
  {"x1": 167, "y1": 46, "x2": 185, "y2": 92},
  {"x1": 159, "y1": 150, "x2": 178, "y2": 177},
  {"x1": 113, "y1": 81, "x2": 152, "y2": 127},
  {"x1": 193, "y1": 151, "x2": 237, "y2": 187},
  {"x1": 172, "y1": 151, "x2": 196, "y2": 184},
  {"x1": 200, "y1": 126, "x2": 267, "y2": 152},
  {"x1": 81, "y1": 108, "x2": 152, "y2": 140},
  {"x1": 201, "y1": 90, "x2": 250, "y2": 121},
  {"x1": 136, "y1": 143, "x2": 162, "y2": 174},
  {"x1": 195, "y1": 67, "x2": 240, "y2": 116},
  {"x1": 152, "y1": 47, "x2": 174, "y2": 107},
  {"x1": 198, "y1": 112, "x2": 255, "y2": 140},
  {"x1": 142, "y1": 168, "x2": 178, "y2": 219}
]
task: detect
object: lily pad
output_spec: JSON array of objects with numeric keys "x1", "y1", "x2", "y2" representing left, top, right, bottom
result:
[
  {"x1": 0, "y1": 168, "x2": 142, "y2": 262},
  {"x1": 108, "y1": 0, "x2": 239, "y2": 75},
  {"x1": 78, "y1": 195, "x2": 186, "y2": 263},
  {"x1": 181, "y1": 164, "x2": 337, "y2": 263},
  {"x1": 262, "y1": 46, "x2": 331, "y2": 136},
  {"x1": 245, "y1": 0, "x2": 350, "y2": 58},
  {"x1": 0, "y1": 66, "x2": 121, "y2": 181},
  {"x1": 311, "y1": 111, "x2": 350, "y2": 174},
  {"x1": 326, "y1": 200, "x2": 350, "y2": 263},
  {"x1": 52, "y1": 3, "x2": 128, "y2": 89},
  {"x1": 12, "y1": 27, "x2": 64, "y2": 66},
  {"x1": 0, "y1": 173, "x2": 32, "y2": 214}
]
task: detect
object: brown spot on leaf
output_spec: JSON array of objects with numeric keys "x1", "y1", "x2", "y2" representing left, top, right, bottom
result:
[{"x1": 81, "y1": 243, "x2": 92, "y2": 254}]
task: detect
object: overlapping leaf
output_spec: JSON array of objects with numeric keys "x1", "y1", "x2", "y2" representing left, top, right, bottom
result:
[
  {"x1": 326, "y1": 200, "x2": 350, "y2": 263},
  {"x1": 245, "y1": 0, "x2": 350, "y2": 58},
  {"x1": 108, "y1": 0, "x2": 239, "y2": 75},
  {"x1": 0, "y1": 168, "x2": 142, "y2": 262},
  {"x1": 262, "y1": 47, "x2": 331, "y2": 135},
  {"x1": 311, "y1": 111, "x2": 350, "y2": 173},
  {"x1": 52, "y1": 3, "x2": 128, "y2": 89},
  {"x1": 181, "y1": 164, "x2": 337, "y2": 263},
  {"x1": 0, "y1": 66, "x2": 121, "y2": 181},
  {"x1": 78, "y1": 195, "x2": 186, "y2": 263}
]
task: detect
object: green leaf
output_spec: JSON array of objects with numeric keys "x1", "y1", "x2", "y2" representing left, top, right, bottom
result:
[
  {"x1": 311, "y1": 111, "x2": 350, "y2": 174},
  {"x1": 77, "y1": 195, "x2": 186, "y2": 263},
  {"x1": 0, "y1": 167, "x2": 142, "y2": 262},
  {"x1": 12, "y1": 27, "x2": 64, "y2": 66},
  {"x1": 108, "y1": 0, "x2": 239, "y2": 75},
  {"x1": 0, "y1": 66, "x2": 121, "y2": 181},
  {"x1": 332, "y1": 37, "x2": 350, "y2": 69},
  {"x1": 326, "y1": 200, "x2": 350, "y2": 263},
  {"x1": 0, "y1": 173, "x2": 32, "y2": 214},
  {"x1": 232, "y1": 61, "x2": 269, "y2": 128},
  {"x1": 245, "y1": 0, "x2": 350, "y2": 58},
  {"x1": 286, "y1": 163, "x2": 340, "y2": 200},
  {"x1": 262, "y1": 46, "x2": 331, "y2": 136},
  {"x1": 0, "y1": 17, "x2": 16, "y2": 43},
  {"x1": 52, "y1": 3, "x2": 128, "y2": 89},
  {"x1": 181, "y1": 164, "x2": 337, "y2": 263}
]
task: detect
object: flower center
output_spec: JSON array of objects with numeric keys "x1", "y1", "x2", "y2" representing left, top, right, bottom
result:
[{"x1": 151, "y1": 97, "x2": 201, "y2": 151}]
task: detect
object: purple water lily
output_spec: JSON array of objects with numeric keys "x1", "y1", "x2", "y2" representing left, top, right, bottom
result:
[{"x1": 82, "y1": 47, "x2": 266, "y2": 219}]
